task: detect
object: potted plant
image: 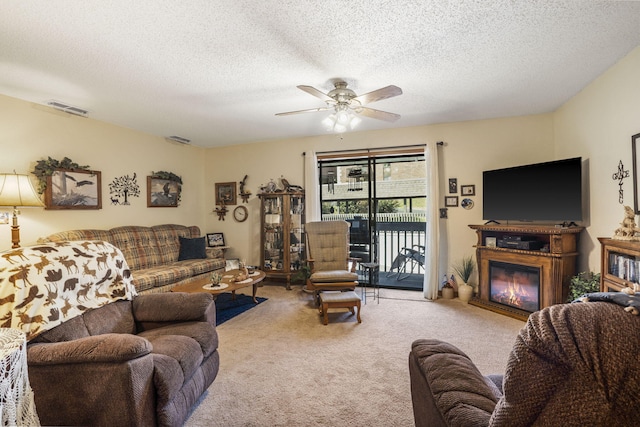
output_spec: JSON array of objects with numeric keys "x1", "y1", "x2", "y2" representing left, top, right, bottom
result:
[
  {"x1": 452, "y1": 255, "x2": 476, "y2": 303},
  {"x1": 566, "y1": 271, "x2": 601, "y2": 302}
]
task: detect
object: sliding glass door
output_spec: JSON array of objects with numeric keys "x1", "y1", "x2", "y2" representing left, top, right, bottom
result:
[{"x1": 318, "y1": 153, "x2": 426, "y2": 288}]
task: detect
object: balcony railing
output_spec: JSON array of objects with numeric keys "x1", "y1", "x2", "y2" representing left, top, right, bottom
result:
[{"x1": 320, "y1": 213, "x2": 426, "y2": 274}]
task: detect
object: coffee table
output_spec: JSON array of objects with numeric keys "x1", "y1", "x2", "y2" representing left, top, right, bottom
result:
[{"x1": 171, "y1": 269, "x2": 266, "y2": 303}]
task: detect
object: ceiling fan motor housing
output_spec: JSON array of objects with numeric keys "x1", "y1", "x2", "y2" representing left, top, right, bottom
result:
[{"x1": 327, "y1": 81, "x2": 357, "y2": 104}]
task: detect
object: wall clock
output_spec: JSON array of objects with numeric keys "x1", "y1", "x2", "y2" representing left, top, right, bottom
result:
[{"x1": 233, "y1": 205, "x2": 248, "y2": 222}]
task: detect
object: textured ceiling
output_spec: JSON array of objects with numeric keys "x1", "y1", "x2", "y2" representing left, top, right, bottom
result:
[{"x1": 1, "y1": 1, "x2": 640, "y2": 148}]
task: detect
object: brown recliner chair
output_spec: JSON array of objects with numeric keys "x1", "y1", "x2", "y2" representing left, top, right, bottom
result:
[
  {"x1": 27, "y1": 292, "x2": 219, "y2": 427},
  {"x1": 409, "y1": 301, "x2": 640, "y2": 426}
]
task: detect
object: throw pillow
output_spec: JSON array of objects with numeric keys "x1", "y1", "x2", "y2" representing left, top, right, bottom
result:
[{"x1": 178, "y1": 236, "x2": 207, "y2": 260}]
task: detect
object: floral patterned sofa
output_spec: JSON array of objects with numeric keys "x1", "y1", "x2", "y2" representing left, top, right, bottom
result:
[{"x1": 40, "y1": 224, "x2": 225, "y2": 294}]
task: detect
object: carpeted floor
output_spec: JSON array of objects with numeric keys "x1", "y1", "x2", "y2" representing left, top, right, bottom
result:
[
  {"x1": 185, "y1": 284, "x2": 525, "y2": 427},
  {"x1": 215, "y1": 293, "x2": 268, "y2": 325}
]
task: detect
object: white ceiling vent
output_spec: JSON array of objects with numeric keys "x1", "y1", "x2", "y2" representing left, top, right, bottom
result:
[
  {"x1": 47, "y1": 100, "x2": 88, "y2": 117},
  {"x1": 166, "y1": 135, "x2": 191, "y2": 144}
]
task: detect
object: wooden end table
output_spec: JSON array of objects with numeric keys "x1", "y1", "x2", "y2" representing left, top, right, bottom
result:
[{"x1": 171, "y1": 269, "x2": 266, "y2": 303}]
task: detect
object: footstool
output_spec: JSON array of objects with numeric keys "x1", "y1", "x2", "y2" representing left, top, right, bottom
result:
[{"x1": 318, "y1": 291, "x2": 362, "y2": 325}]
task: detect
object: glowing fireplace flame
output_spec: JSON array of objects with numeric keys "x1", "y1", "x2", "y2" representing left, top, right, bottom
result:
[{"x1": 506, "y1": 276, "x2": 530, "y2": 307}]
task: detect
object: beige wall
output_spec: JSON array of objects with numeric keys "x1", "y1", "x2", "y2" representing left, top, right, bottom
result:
[
  {"x1": 554, "y1": 45, "x2": 640, "y2": 272},
  {"x1": 0, "y1": 94, "x2": 208, "y2": 251},
  {"x1": 206, "y1": 115, "x2": 555, "y2": 271},
  {"x1": 3, "y1": 45, "x2": 640, "y2": 278}
]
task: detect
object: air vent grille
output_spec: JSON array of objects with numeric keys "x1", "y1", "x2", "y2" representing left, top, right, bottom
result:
[
  {"x1": 47, "y1": 100, "x2": 88, "y2": 117},
  {"x1": 167, "y1": 135, "x2": 191, "y2": 144}
]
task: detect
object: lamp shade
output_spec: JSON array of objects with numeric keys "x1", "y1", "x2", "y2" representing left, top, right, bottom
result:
[{"x1": 0, "y1": 173, "x2": 44, "y2": 207}]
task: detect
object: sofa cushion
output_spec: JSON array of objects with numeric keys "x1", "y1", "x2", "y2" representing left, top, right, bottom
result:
[
  {"x1": 29, "y1": 315, "x2": 90, "y2": 343},
  {"x1": 178, "y1": 236, "x2": 207, "y2": 261},
  {"x1": 83, "y1": 300, "x2": 136, "y2": 335},
  {"x1": 152, "y1": 224, "x2": 197, "y2": 264},
  {"x1": 133, "y1": 265, "x2": 194, "y2": 292},
  {"x1": 109, "y1": 226, "x2": 162, "y2": 270},
  {"x1": 177, "y1": 258, "x2": 226, "y2": 276},
  {"x1": 138, "y1": 322, "x2": 218, "y2": 358},
  {"x1": 147, "y1": 335, "x2": 204, "y2": 399}
]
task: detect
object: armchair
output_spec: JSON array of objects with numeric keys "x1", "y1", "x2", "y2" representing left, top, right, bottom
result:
[
  {"x1": 409, "y1": 301, "x2": 640, "y2": 426},
  {"x1": 305, "y1": 221, "x2": 359, "y2": 301},
  {"x1": 28, "y1": 292, "x2": 219, "y2": 427}
]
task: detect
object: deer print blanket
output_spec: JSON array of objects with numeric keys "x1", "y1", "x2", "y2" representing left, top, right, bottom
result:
[{"x1": 0, "y1": 240, "x2": 137, "y2": 340}]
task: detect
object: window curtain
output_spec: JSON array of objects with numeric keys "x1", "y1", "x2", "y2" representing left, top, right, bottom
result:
[
  {"x1": 304, "y1": 151, "x2": 320, "y2": 222},
  {"x1": 423, "y1": 144, "x2": 440, "y2": 299}
]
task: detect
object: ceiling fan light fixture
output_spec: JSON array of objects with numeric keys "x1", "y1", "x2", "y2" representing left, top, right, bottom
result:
[
  {"x1": 333, "y1": 122, "x2": 348, "y2": 133},
  {"x1": 336, "y1": 109, "x2": 351, "y2": 125},
  {"x1": 322, "y1": 114, "x2": 336, "y2": 130}
]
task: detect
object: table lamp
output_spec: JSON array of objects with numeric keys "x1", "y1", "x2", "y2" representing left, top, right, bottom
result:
[{"x1": 0, "y1": 172, "x2": 44, "y2": 248}]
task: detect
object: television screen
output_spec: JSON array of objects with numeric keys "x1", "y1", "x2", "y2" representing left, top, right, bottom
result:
[{"x1": 482, "y1": 157, "x2": 582, "y2": 223}]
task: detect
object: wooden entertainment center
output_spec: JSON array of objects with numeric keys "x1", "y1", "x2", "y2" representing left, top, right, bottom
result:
[{"x1": 469, "y1": 224, "x2": 583, "y2": 320}]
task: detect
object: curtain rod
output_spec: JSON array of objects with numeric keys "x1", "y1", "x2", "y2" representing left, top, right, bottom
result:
[{"x1": 303, "y1": 142, "x2": 444, "y2": 157}]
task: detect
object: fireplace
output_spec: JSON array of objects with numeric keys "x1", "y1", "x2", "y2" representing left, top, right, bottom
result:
[
  {"x1": 489, "y1": 261, "x2": 540, "y2": 313},
  {"x1": 469, "y1": 224, "x2": 581, "y2": 320}
]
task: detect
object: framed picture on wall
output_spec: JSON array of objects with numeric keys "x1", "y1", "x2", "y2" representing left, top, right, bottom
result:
[
  {"x1": 448, "y1": 178, "x2": 458, "y2": 194},
  {"x1": 632, "y1": 132, "x2": 640, "y2": 214},
  {"x1": 461, "y1": 185, "x2": 476, "y2": 196},
  {"x1": 445, "y1": 196, "x2": 459, "y2": 207},
  {"x1": 215, "y1": 182, "x2": 237, "y2": 206},
  {"x1": 147, "y1": 176, "x2": 181, "y2": 207},
  {"x1": 45, "y1": 169, "x2": 102, "y2": 210}
]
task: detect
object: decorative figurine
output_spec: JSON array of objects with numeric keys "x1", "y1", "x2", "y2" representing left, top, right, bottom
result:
[
  {"x1": 215, "y1": 200, "x2": 228, "y2": 220},
  {"x1": 239, "y1": 175, "x2": 252, "y2": 203},
  {"x1": 613, "y1": 205, "x2": 640, "y2": 240}
]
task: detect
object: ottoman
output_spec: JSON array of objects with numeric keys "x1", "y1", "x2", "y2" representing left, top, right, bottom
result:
[{"x1": 318, "y1": 291, "x2": 362, "y2": 325}]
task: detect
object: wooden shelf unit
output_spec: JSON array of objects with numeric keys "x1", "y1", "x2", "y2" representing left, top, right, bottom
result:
[
  {"x1": 258, "y1": 192, "x2": 305, "y2": 289},
  {"x1": 598, "y1": 237, "x2": 640, "y2": 292},
  {"x1": 469, "y1": 224, "x2": 583, "y2": 320}
]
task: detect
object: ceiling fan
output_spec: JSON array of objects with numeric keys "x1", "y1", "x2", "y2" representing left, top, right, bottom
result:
[{"x1": 276, "y1": 80, "x2": 403, "y2": 132}]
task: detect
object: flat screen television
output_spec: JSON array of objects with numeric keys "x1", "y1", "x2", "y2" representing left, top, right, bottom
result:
[{"x1": 482, "y1": 157, "x2": 582, "y2": 223}]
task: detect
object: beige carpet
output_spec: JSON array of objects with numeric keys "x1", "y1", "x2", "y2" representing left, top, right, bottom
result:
[{"x1": 185, "y1": 284, "x2": 525, "y2": 427}]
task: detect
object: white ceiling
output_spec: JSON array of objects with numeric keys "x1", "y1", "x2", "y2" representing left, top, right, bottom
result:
[{"x1": 1, "y1": 1, "x2": 640, "y2": 148}]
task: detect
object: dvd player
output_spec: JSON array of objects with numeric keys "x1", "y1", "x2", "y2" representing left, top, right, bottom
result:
[{"x1": 497, "y1": 239, "x2": 544, "y2": 250}]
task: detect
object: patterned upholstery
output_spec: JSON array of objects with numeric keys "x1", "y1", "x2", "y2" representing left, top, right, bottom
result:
[
  {"x1": 0, "y1": 241, "x2": 137, "y2": 341},
  {"x1": 39, "y1": 224, "x2": 225, "y2": 293}
]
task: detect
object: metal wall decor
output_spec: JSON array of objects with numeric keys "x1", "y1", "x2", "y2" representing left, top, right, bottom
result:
[
  {"x1": 109, "y1": 173, "x2": 140, "y2": 205},
  {"x1": 612, "y1": 160, "x2": 629, "y2": 205}
]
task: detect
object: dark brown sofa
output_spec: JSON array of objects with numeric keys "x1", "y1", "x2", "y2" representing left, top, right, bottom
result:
[
  {"x1": 28, "y1": 292, "x2": 219, "y2": 427},
  {"x1": 409, "y1": 301, "x2": 640, "y2": 426}
]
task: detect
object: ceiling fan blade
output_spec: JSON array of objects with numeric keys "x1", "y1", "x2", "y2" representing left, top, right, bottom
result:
[
  {"x1": 275, "y1": 107, "x2": 331, "y2": 116},
  {"x1": 297, "y1": 85, "x2": 334, "y2": 102},
  {"x1": 353, "y1": 85, "x2": 403, "y2": 105},
  {"x1": 356, "y1": 106, "x2": 401, "y2": 122}
]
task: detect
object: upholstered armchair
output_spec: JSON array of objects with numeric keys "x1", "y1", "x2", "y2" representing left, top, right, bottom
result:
[
  {"x1": 409, "y1": 301, "x2": 640, "y2": 426},
  {"x1": 305, "y1": 221, "x2": 359, "y2": 301},
  {"x1": 27, "y1": 292, "x2": 219, "y2": 427}
]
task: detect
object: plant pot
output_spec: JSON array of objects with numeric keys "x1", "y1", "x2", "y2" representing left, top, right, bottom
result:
[
  {"x1": 441, "y1": 287, "x2": 454, "y2": 299},
  {"x1": 458, "y1": 283, "x2": 473, "y2": 303}
]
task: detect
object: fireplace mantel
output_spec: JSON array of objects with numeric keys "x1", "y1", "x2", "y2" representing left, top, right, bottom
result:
[{"x1": 468, "y1": 224, "x2": 583, "y2": 320}]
